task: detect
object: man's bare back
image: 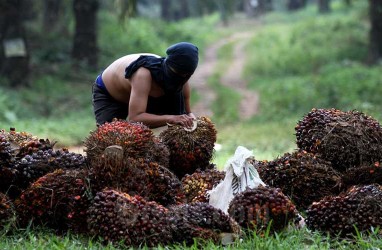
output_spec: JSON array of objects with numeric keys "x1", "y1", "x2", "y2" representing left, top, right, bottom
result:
[{"x1": 102, "y1": 53, "x2": 161, "y2": 104}]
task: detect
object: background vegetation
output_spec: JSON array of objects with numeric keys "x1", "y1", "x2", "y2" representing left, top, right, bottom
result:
[{"x1": 0, "y1": 0, "x2": 382, "y2": 248}]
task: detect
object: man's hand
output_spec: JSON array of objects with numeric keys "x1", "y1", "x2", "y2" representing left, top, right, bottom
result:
[{"x1": 167, "y1": 114, "x2": 195, "y2": 128}]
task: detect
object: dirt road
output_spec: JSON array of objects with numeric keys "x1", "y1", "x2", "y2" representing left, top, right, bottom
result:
[{"x1": 190, "y1": 24, "x2": 259, "y2": 120}]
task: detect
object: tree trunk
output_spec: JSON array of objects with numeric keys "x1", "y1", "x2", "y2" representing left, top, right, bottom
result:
[
  {"x1": 0, "y1": 0, "x2": 29, "y2": 87},
  {"x1": 179, "y1": 0, "x2": 190, "y2": 19},
  {"x1": 244, "y1": 0, "x2": 256, "y2": 17},
  {"x1": 43, "y1": 0, "x2": 62, "y2": 32},
  {"x1": 245, "y1": 0, "x2": 273, "y2": 17},
  {"x1": 161, "y1": 0, "x2": 172, "y2": 21},
  {"x1": 368, "y1": 0, "x2": 382, "y2": 64},
  {"x1": 216, "y1": 0, "x2": 235, "y2": 26},
  {"x1": 287, "y1": 0, "x2": 306, "y2": 11},
  {"x1": 344, "y1": 0, "x2": 352, "y2": 7},
  {"x1": 72, "y1": 0, "x2": 98, "y2": 70},
  {"x1": 318, "y1": 0, "x2": 331, "y2": 13}
]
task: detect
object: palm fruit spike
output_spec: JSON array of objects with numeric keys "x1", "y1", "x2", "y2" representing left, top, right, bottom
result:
[
  {"x1": 181, "y1": 168, "x2": 225, "y2": 203},
  {"x1": 0, "y1": 166, "x2": 19, "y2": 201},
  {"x1": 0, "y1": 134, "x2": 19, "y2": 198},
  {"x1": 15, "y1": 148, "x2": 87, "y2": 189},
  {"x1": 168, "y1": 202, "x2": 241, "y2": 246},
  {"x1": 84, "y1": 119, "x2": 169, "y2": 167},
  {"x1": 87, "y1": 189, "x2": 173, "y2": 247},
  {"x1": 228, "y1": 185, "x2": 299, "y2": 233},
  {"x1": 295, "y1": 108, "x2": 382, "y2": 172},
  {"x1": 253, "y1": 150, "x2": 343, "y2": 210},
  {"x1": 342, "y1": 161, "x2": 382, "y2": 189},
  {"x1": 15, "y1": 169, "x2": 92, "y2": 233},
  {"x1": 0, "y1": 192, "x2": 16, "y2": 230},
  {"x1": 159, "y1": 116, "x2": 217, "y2": 179},
  {"x1": 306, "y1": 184, "x2": 382, "y2": 237},
  {"x1": 0, "y1": 133, "x2": 14, "y2": 167},
  {"x1": 89, "y1": 152, "x2": 184, "y2": 206}
]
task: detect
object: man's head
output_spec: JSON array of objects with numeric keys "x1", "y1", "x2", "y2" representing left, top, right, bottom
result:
[{"x1": 162, "y1": 42, "x2": 199, "y2": 94}]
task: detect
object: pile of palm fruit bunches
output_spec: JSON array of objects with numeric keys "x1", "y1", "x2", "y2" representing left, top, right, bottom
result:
[
  {"x1": 0, "y1": 109, "x2": 382, "y2": 246},
  {"x1": 253, "y1": 108, "x2": 382, "y2": 237}
]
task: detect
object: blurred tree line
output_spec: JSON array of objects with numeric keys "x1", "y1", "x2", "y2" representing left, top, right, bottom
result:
[{"x1": 0, "y1": 0, "x2": 381, "y2": 88}]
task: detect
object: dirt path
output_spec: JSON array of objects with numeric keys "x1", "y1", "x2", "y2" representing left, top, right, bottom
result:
[{"x1": 190, "y1": 27, "x2": 259, "y2": 120}]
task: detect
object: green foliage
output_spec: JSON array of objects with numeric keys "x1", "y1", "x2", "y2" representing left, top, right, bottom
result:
[
  {"x1": 213, "y1": 119, "x2": 297, "y2": 168},
  {"x1": 243, "y1": 1, "x2": 382, "y2": 125},
  {"x1": 0, "y1": 88, "x2": 18, "y2": 123},
  {"x1": 98, "y1": 13, "x2": 221, "y2": 67},
  {"x1": 157, "y1": 14, "x2": 221, "y2": 51},
  {"x1": 246, "y1": 15, "x2": 368, "y2": 78},
  {"x1": 314, "y1": 62, "x2": 382, "y2": 117},
  {"x1": 15, "y1": 76, "x2": 89, "y2": 118},
  {"x1": 98, "y1": 14, "x2": 167, "y2": 65}
]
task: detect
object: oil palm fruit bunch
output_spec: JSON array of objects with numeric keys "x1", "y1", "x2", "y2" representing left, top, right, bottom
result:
[
  {"x1": 342, "y1": 161, "x2": 382, "y2": 189},
  {"x1": 253, "y1": 150, "x2": 343, "y2": 210},
  {"x1": 181, "y1": 168, "x2": 225, "y2": 203},
  {"x1": 84, "y1": 119, "x2": 169, "y2": 166},
  {"x1": 15, "y1": 148, "x2": 87, "y2": 189},
  {"x1": 90, "y1": 154, "x2": 183, "y2": 206},
  {"x1": 159, "y1": 116, "x2": 217, "y2": 179},
  {"x1": 168, "y1": 202, "x2": 241, "y2": 246},
  {"x1": 0, "y1": 192, "x2": 16, "y2": 230},
  {"x1": 0, "y1": 129, "x2": 57, "y2": 195},
  {"x1": 15, "y1": 169, "x2": 92, "y2": 233},
  {"x1": 87, "y1": 189, "x2": 173, "y2": 247},
  {"x1": 228, "y1": 186, "x2": 299, "y2": 233},
  {"x1": 1, "y1": 128, "x2": 55, "y2": 159},
  {"x1": 306, "y1": 184, "x2": 382, "y2": 237},
  {"x1": 295, "y1": 108, "x2": 382, "y2": 172}
]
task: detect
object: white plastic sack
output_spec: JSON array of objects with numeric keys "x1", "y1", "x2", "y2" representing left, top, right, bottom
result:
[{"x1": 208, "y1": 146, "x2": 265, "y2": 213}]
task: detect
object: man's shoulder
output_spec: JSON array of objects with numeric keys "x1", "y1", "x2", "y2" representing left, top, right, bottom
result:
[{"x1": 131, "y1": 67, "x2": 152, "y2": 81}]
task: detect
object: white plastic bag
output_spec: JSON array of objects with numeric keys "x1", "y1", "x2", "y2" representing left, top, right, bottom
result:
[{"x1": 208, "y1": 146, "x2": 265, "y2": 213}]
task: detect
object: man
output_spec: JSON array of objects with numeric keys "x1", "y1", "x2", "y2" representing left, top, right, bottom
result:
[{"x1": 92, "y1": 42, "x2": 198, "y2": 128}]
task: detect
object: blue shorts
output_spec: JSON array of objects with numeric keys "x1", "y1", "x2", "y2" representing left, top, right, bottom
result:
[{"x1": 92, "y1": 73, "x2": 128, "y2": 126}]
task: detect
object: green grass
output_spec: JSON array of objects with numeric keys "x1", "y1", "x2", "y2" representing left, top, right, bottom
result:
[
  {"x1": 1, "y1": 226, "x2": 381, "y2": 250},
  {"x1": 0, "y1": 228, "x2": 121, "y2": 250},
  {"x1": 212, "y1": 119, "x2": 297, "y2": 168}
]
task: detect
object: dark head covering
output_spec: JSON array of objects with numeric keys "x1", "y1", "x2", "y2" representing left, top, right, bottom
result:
[
  {"x1": 165, "y1": 42, "x2": 199, "y2": 75},
  {"x1": 124, "y1": 42, "x2": 199, "y2": 95}
]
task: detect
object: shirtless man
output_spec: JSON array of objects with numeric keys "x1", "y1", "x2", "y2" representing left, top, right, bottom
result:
[{"x1": 92, "y1": 42, "x2": 198, "y2": 128}]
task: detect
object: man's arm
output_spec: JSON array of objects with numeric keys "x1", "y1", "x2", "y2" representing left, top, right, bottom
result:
[
  {"x1": 128, "y1": 68, "x2": 194, "y2": 128},
  {"x1": 183, "y1": 82, "x2": 196, "y2": 119}
]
